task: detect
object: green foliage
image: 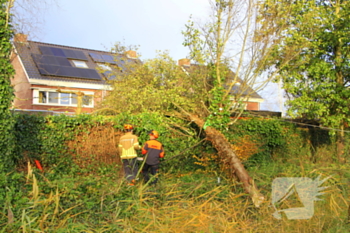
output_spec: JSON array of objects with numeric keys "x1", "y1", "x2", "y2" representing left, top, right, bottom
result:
[
  {"x1": 11, "y1": 111, "x2": 334, "y2": 176},
  {"x1": 226, "y1": 118, "x2": 332, "y2": 165},
  {"x1": 99, "y1": 51, "x2": 210, "y2": 119},
  {"x1": 228, "y1": 118, "x2": 287, "y2": 162},
  {"x1": 14, "y1": 114, "x2": 90, "y2": 175},
  {"x1": 0, "y1": 0, "x2": 15, "y2": 171},
  {"x1": 1, "y1": 112, "x2": 349, "y2": 231},
  {"x1": 204, "y1": 64, "x2": 232, "y2": 131},
  {"x1": 12, "y1": 112, "x2": 202, "y2": 176},
  {"x1": 230, "y1": 118, "x2": 287, "y2": 146},
  {"x1": 258, "y1": 0, "x2": 350, "y2": 131},
  {"x1": 109, "y1": 111, "x2": 199, "y2": 151}
]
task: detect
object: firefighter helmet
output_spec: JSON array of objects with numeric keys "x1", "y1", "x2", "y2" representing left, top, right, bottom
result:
[
  {"x1": 148, "y1": 130, "x2": 159, "y2": 139},
  {"x1": 124, "y1": 124, "x2": 133, "y2": 130}
]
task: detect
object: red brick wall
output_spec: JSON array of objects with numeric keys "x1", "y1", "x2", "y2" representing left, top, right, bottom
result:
[
  {"x1": 246, "y1": 102, "x2": 259, "y2": 110},
  {"x1": 11, "y1": 53, "x2": 33, "y2": 109},
  {"x1": 32, "y1": 104, "x2": 93, "y2": 114}
]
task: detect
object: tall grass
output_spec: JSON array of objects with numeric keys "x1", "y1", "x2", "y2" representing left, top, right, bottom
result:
[{"x1": 2, "y1": 150, "x2": 349, "y2": 233}]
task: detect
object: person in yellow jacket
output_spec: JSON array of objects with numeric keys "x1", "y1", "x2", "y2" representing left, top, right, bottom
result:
[{"x1": 118, "y1": 124, "x2": 140, "y2": 185}]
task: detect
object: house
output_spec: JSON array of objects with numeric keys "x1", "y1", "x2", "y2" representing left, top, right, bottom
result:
[
  {"x1": 178, "y1": 58, "x2": 264, "y2": 111},
  {"x1": 11, "y1": 33, "x2": 138, "y2": 115},
  {"x1": 11, "y1": 34, "x2": 263, "y2": 115}
]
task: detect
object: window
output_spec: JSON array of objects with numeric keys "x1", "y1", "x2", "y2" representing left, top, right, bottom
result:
[
  {"x1": 97, "y1": 63, "x2": 112, "y2": 71},
  {"x1": 72, "y1": 60, "x2": 88, "y2": 68},
  {"x1": 35, "y1": 90, "x2": 94, "y2": 107},
  {"x1": 49, "y1": 92, "x2": 59, "y2": 104},
  {"x1": 97, "y1": 63, "x2": 116, "y2": 79},
  {"x1": 60, "y1": 93, "x2": 70, "y2": 105}
]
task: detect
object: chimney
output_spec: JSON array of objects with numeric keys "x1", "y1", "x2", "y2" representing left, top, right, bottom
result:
[
  {"x1": 14, "y1": 33, "x2": 28, "y2": 43},
  {"x1": 125, "y1": 50, "x2": 137, "y2": 59},
  {"x1": 178, "y1": 58, "x2": 191, "y2": 67}
]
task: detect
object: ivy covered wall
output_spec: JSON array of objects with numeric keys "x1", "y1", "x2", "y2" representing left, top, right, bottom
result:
[{"x1": 0, "y1": 0, "x2": 15, "y2": 171}]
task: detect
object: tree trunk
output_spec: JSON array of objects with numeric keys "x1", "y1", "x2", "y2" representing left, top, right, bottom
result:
[
  {"x1": 189, "y1": 114, "x2": 264, "y2": 207},
  {"x1": 336, "y1": 124, "x2": 345, "y2": 163}
]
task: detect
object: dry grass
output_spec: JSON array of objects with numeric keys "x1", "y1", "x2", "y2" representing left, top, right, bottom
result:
[
  {"x1": 11, "y1": 157, "x2": 349, "y2": 233},
  {"x1": 231, "y1": 135, "x2": 262, "y2": 161},
  {"x1": 67, "y1": 125, "x2": 123, "y2": 175},
  {"x1": 116, "y1": 175, "x2": 348, "y2": 233}
]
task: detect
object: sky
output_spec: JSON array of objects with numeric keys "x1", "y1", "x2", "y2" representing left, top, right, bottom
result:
[
  {"x1": 24, "y1": 0, "x2": 211, "y2": 61},
  {"x1": 15, "y1": 0, "x2": 284, "y2": 113}
]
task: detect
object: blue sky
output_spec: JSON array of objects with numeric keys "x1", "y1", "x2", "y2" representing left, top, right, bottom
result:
[
  {"x1": 26, "y1": 0, "x2": 211, "y2": 61},
  {"x1": 15, "y1": 0, "x2": 284, "y2": 112}
]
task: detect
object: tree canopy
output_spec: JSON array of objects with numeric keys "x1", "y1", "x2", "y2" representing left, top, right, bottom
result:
[{"x1": 257, "y1": 0, "x2": 350, "y2": 158}]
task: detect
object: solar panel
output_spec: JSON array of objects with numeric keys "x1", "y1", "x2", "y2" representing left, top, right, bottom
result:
[
  {"x1": 64, "y1": 49, "x2": 88, "y2": 60},
  {"x1": 32, "y1": 54, "x2": 72, "y2": 67},
  {"x1": 39, "y1": 46, "x2": 53, "y2": 56},
  {"x1": 38, "y1": 46, "x2": 88, "y2": 60},
  {"x1": 89, "y1": 52, "x2": 118, "y2": 64},
  {"x1": 37, "y1": 64, "x2": 101, "y2": 80},
  {"x1": 51, "y1": 47, "x2": 65, "y2": 57},
  {"x1": 101, "y1": 54, "x2": 113, "y2": 62},
  {"x1": 63, "y1": 49, "x2": 76, "y2": 59},
  {"x1": 38, "y1": 64, "x2": 60, "y2": 76},
  {"x1": 89, "y1": 53, "x2": 104, "y2": 62},
  {"x1": 79, "y1": 69, "x2": 102, "y2": 79},
  {"x1": 56, "y1": 57, "x2": 72, "y2": 66}
]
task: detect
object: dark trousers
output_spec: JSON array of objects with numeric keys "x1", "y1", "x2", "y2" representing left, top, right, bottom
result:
[
  {"x1": 122, "y1": 158, "x2": 138, "y2": 182},
  {"x1": 142, "y1": 163, "x2": 159, "y2": 184}
]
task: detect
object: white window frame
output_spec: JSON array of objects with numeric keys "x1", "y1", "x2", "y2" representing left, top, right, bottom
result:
[
  {"x1": 72, "y1": 60, "x2": 88, "y2": 68},
  {"x1": 33, "y1": 89, "x2": 94, "y2": 108}
]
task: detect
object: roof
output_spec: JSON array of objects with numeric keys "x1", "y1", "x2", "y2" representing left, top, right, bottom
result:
[
  {"x1": 13, "y1": 40, "x2": 137, "y2": 85},
  {"x1": 182, "y1": 63, "x2": 262, "y2": 100},
  {"x1": 226, "y1": 69, "x2": 262, "y2": 99}
]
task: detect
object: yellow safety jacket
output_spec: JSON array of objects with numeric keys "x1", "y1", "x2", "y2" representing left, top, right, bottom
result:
[{"x1": 118, "y1": 132, "x2": 140, "y2": 159}]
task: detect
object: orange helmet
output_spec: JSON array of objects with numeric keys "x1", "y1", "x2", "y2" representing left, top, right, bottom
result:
[
  {"x1": 148, "y1": 130, "x2": 159, "y2": 139},
  {"x1": 124, "y1": 124, "x2": 133, "y2": 130}
]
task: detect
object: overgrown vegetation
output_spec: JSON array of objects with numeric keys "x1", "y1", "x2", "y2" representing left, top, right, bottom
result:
[
  {"x1": 0, "y1": 0, "x2": 16, "y2": 171},
  {"x1": 1, "y1": 0, "x2": 349, "y2": 231},
  {"x1": 1, "y1": 113, "x2": 349, "y2": 232},
  {"x1": 257, "y1": 0, "x2": 350, "y2": 159}
]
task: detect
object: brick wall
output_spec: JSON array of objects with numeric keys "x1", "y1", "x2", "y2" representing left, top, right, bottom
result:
[
  {"x1": 246, "y1": 102, "x2": 259, "y2": 111},
  {"x1": 11, "y1": 53, "x2": 33, "y2": 109}
]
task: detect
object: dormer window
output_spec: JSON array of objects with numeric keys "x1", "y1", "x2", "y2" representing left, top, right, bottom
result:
[
  {"x1": 72, "y1": 60, "x2": 88, "y2": 68},
  {"x1": 97, "y1": 63, "x2": 112, "y2": 71}
]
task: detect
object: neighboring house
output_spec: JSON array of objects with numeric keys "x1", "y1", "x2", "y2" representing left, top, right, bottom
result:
[
  {"x1": 11, "y1": 33, "x2": 137, "y2": 115},
  {"x1": 178, "y1": 59, "x2": 264, "y2": 111}
]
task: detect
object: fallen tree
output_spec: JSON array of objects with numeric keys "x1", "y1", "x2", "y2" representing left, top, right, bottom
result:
[
  {"x1": 180, "y1": 110, "x2": 264, "y2": 207},
  {"x1": 96, "y1": 0, "x2": 289, "y2": 207}
]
